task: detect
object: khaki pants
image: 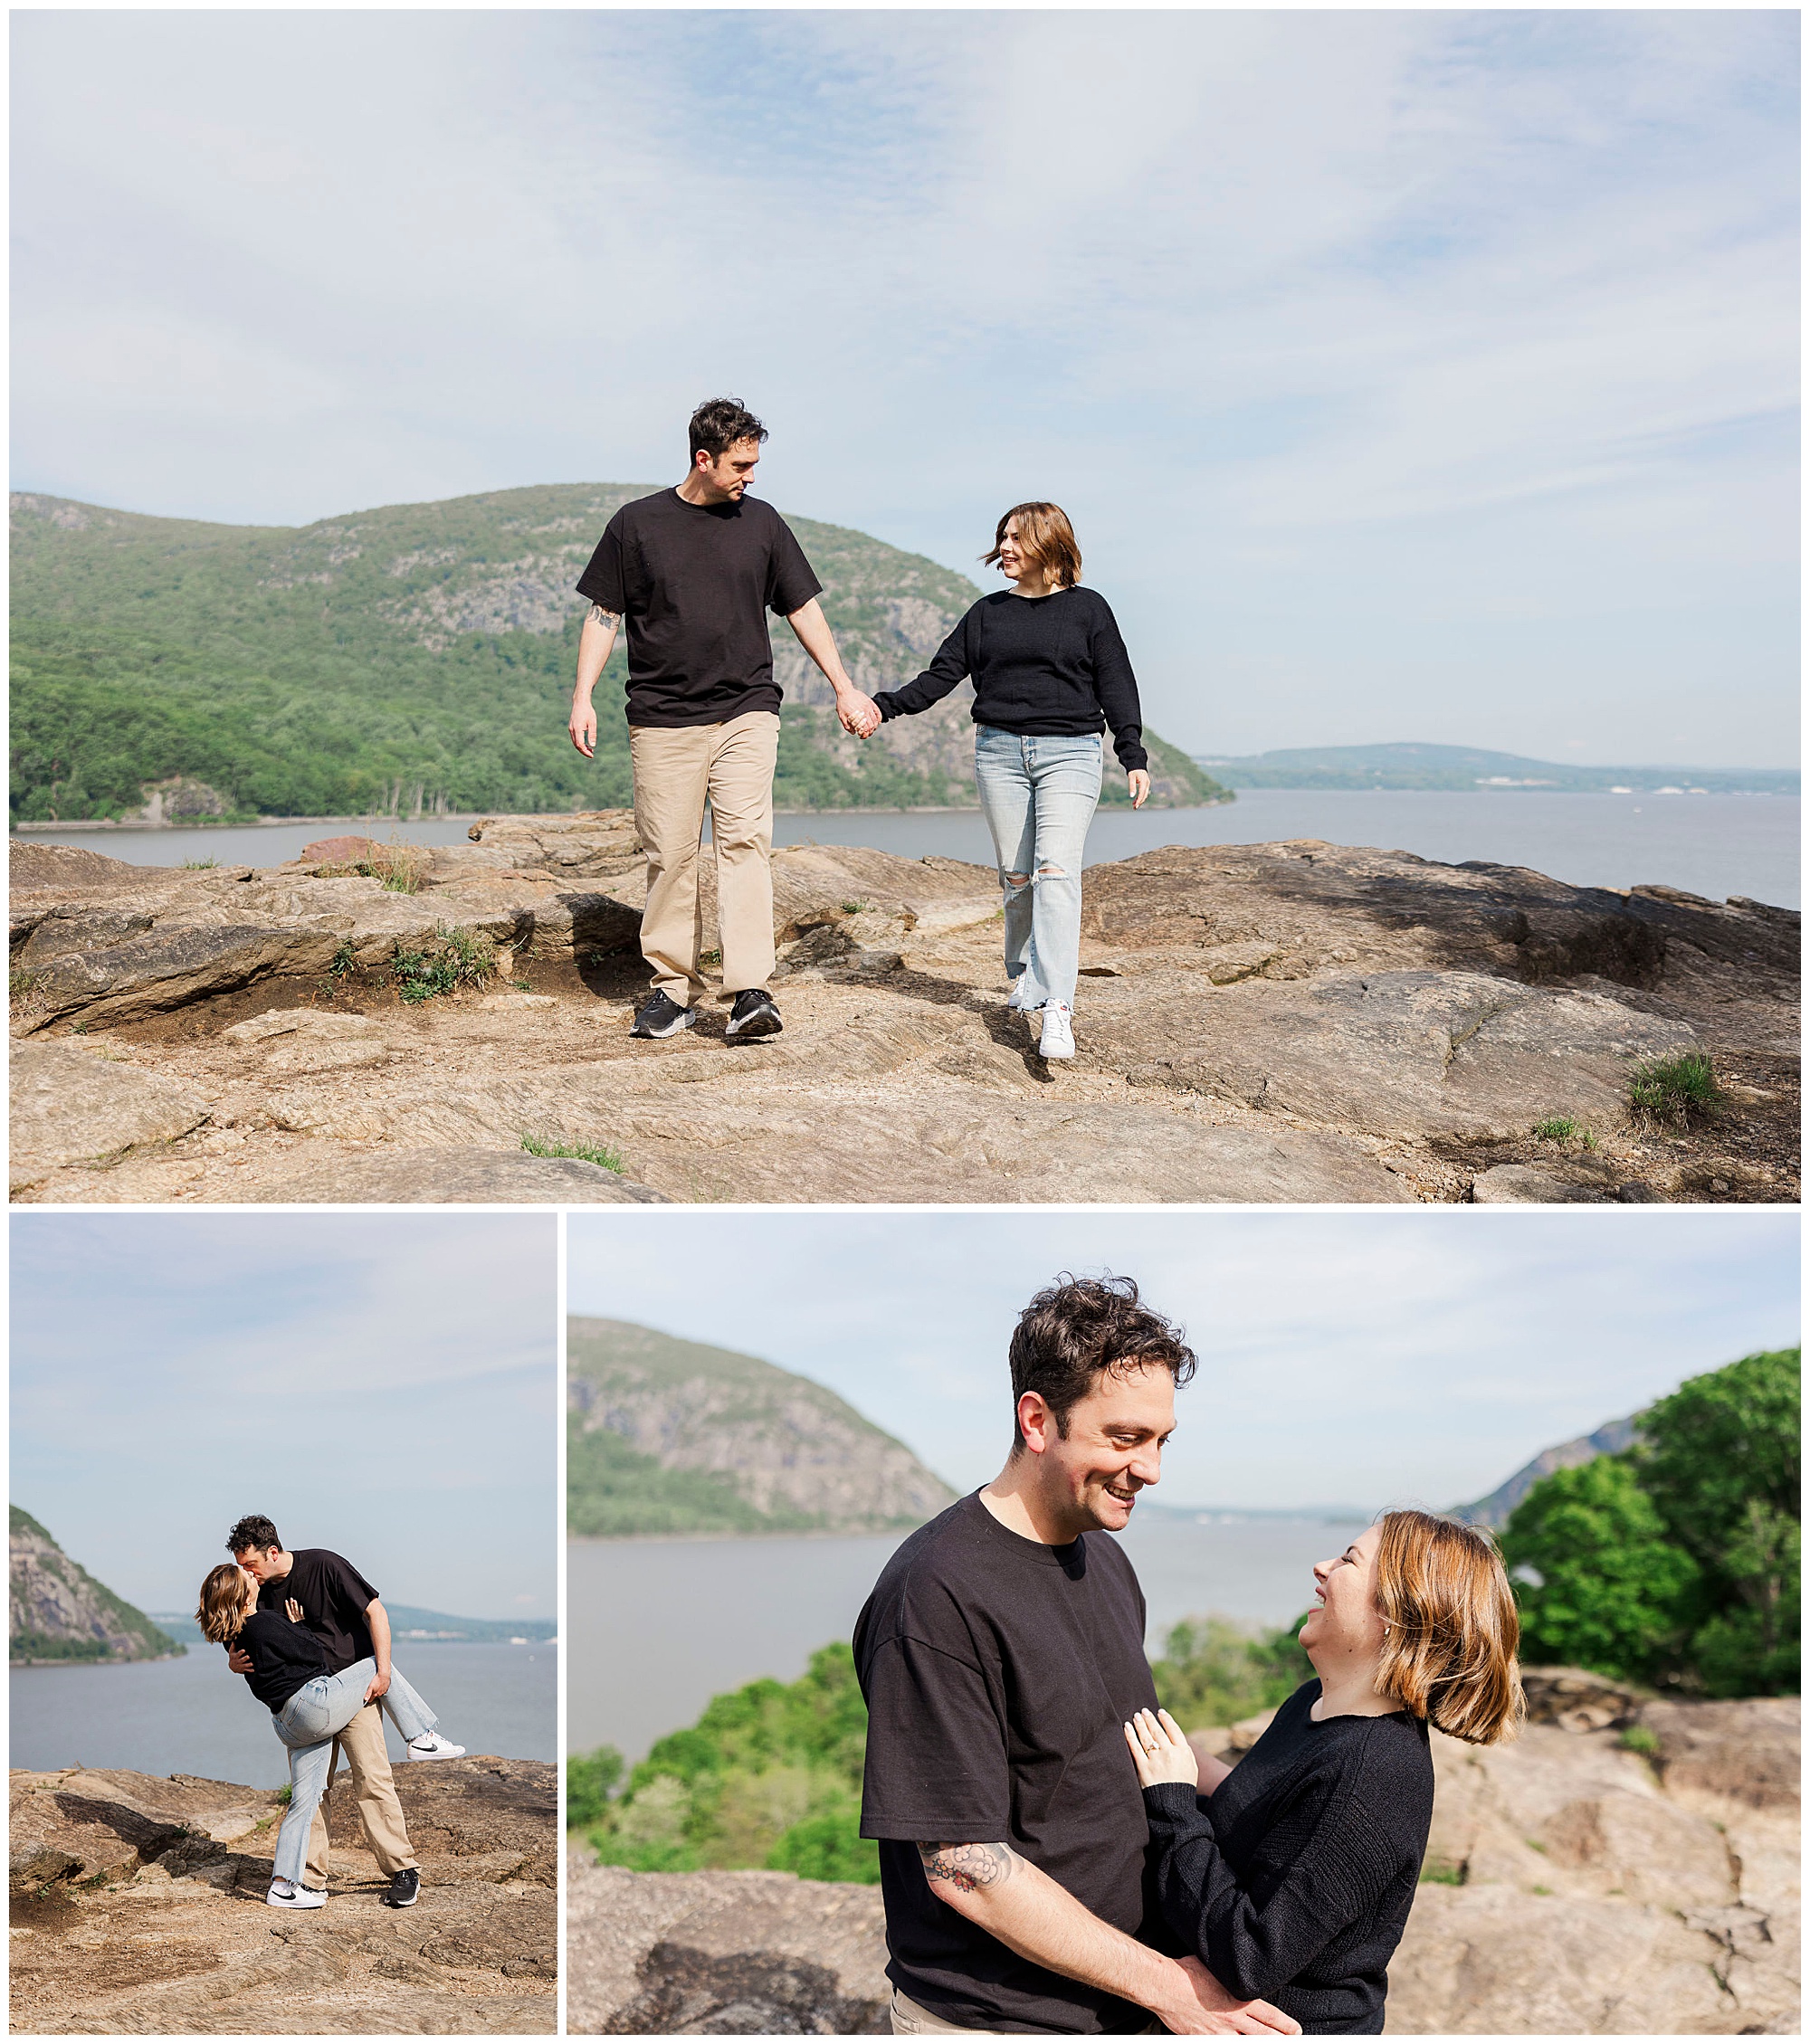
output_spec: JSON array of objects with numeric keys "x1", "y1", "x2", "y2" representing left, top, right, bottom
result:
[
  {"x1": 630, "y1": 709, "x2": 780, "y2": 1003},
  {"x1": 303, "y1": 1699, "x2": 417, "y2": 1885},
  {"x1": 891, "y1": 1990, "x2": 1161, "y2": 2035}
]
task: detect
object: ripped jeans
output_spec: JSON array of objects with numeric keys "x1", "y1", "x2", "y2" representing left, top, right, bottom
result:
[{"x1": 973, "y1": 727, "x2": 1103, "y2": 1016}]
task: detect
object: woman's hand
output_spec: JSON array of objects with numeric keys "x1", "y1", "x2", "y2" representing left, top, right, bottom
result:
[
  {"x1": 1125, "y1": 1707, "x2": 1199, "y2": 1788},
  {"x1": 285, "y1": 1598, "x2": 304, "y2": 1624},
  {"x1": 1128, "y1": 769, "x2": 1151, "y2": 809}
]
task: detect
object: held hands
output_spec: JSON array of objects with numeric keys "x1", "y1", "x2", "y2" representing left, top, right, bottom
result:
[
  {"x1": 1128, "y1": 769, "x2": 1151, "y2": 809},
  {"x1": 836, "y1": 689, "x2": 882, "y2": 739},
  {"x1": 1124, "y1": 1707, "x2": 1199, "y2": 1789}
]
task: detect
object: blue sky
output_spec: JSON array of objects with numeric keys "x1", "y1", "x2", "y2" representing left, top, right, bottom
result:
[
  {"x1": 567, "y1": 1209, "x2": 1799, "y2": 1511},
  {"x1": 11, "y1": 10, "x2": 1797, "y2": 765},
  {"x1": 10, "y1": 1215, "x2": 558, "y2": 1617}
]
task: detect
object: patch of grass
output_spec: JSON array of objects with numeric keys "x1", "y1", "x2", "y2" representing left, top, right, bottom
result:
[
  {"x1": 274, "y1": 1784, "x2": 292, "y2": 1805},
  {"x1": 513, "y1": 979, "x2": 532, "y2": 992},
  {"x1": 1531, "y1": 1884, "x2": 1553, "y2": 1897},
  {"x1": 521, "y1": 1133, "x2": 626, "y2": 1174},
  {"x1": 390, "y1": 925, "x2": 496, "y2": 1003},
  {"x1": 180, "y1": 856, "x2": 218, "y2": 870},
  {"x1": 1419, "y1": 1859, "x2": 1466, "y2": 1886},
  {"x1": 841, "y1": 900, "x2": 870, "y2": 915},
  {"x1": 1532, "y1": 1115, "x2": 1597, "y2": 1151},
  {"x1": 10, "y1": 967, "x2": 49, "y2": 999},
  {"x1": 700, "y1": 948, "x2": 722, "y2": 967},
  {"x1": 1628, "y1": 1051, "x2": 1725, "y2": 1129},
  {"x1": 329, "y1": 941, "x2": 357, "y2": 980},
  {"x1": 1616, "y1": 1724, "x2": 1661, "y2": 1755}
]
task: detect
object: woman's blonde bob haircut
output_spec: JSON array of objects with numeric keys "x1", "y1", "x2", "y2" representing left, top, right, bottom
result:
[
  {"x1": 983, "y1": 503, "x2": 1082, "y2": 590},
  {"x1": 195, "y1": 1563, "x2": 254, "y2": 1646},
  {"x1": 1374, "y1": 1508, "x2": 1525, "y2": 1746}
]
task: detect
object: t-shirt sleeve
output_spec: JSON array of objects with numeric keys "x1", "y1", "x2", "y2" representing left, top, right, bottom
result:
[
  {"x1": 859, "y1": 1632, "x2": 1010, "y2": 1842},
  {"x1": 319, "y1": 1551, "x2": 381, "y2": 1618},
  {"x1": 575, "y1": 518, "x2": 628, "y2": 613},
  {"x1": 765, "y1": 515, "x2": 824, "y2": 617}
]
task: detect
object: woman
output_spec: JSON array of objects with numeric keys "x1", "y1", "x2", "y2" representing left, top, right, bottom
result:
[
  {"x1": 870, "y1": 503, "x2": 1149, "y2": 1061},
  {"x1": 195, "y1": 1563, "x2": 441, "y2": 1911},
  {"x1": 1124, "y1": 1510, "x2": 1524, "y2": 2036}
]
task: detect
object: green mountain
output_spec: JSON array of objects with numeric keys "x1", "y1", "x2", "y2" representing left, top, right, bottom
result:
[
  {"x1": 10, "y1": 1507, "x2": 185, "y2": 1664},
  {"x1": 1197, "y1": 741, "x2": 1797, "y2": 795},
  {"x1": 148, "y1": 1602, "x2": 556, "y2": 1645},
  {"x1": 567, "y1": 1318, "x2": 957, "y2": 1539},
  {"x1": 9, "y1": 486, "x2": 1228, "y2": 824}
]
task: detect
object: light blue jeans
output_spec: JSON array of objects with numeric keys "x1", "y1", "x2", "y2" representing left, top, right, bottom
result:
[
  {"x1": 268, "y1": 1659, "x2": 438, "y2": 1887},
  {"x1": 973, "y1": 727, "x2": 1103, "y2": 1016}
]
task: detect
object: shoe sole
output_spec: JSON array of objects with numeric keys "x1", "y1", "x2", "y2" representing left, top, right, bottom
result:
[
  {"x1": 404, "y1": 1748, "x2": 466, "y2": 1761},
  {"x1": 725, "y1": 1012, "x2": 782, "y2": 1041},
  {"x1": 630, "y1": 1012, "x2": 697, "y2": 1041},
  {"x1": 384, "y1": 1893, "x2": 420, "y2": 1908},
  {"x1": 266, "y1": 1893, "x2": 327, "y2": 1909}
]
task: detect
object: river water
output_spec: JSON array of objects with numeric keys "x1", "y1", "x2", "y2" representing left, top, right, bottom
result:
[
  {"x1": 9, "y1": 1638, "x2": 557, "y2": 1786},
  {"x1": 16, "y1": 789, "x2": 1797, "y2": 908},
  {"x1": 567, "y1": 1512, "x2": 1355, "y2": 1763}
]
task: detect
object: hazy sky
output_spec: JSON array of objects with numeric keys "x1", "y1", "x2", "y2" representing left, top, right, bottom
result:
[
  {"x1": 11, "y1": 11, "x2": 1797, "y2": 766},
  {"x1": 10, "y1": 1214, "x2": 558, "y2": 1617},
  {"x1": 567, "y1": 1209, "x2": 1798, "y2": 1511}
]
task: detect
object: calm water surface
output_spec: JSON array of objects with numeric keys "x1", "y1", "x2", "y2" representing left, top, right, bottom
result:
[
  {"x1": 567, "y1": 1513, "x2": 1354, "y2": 1762},
  {"x1": 20, "y1": 790, "x2": 1797, "y2": 907},
  {"x1": 10, "y1": 1639, "x2": 556, "y2": 1784}
]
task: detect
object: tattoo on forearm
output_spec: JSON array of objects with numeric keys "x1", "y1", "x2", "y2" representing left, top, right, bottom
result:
[
  {"x1": 588, "y1": 603, "x2": 620, "y2": 629},
  {"x1": 917, "y1": 1841, "x2": 1015, "y2": 1893}
]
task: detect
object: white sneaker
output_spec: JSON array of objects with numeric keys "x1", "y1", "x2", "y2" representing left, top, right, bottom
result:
[
  {"x1": 266, "y1": 1879, "x2": 327, "y2": 1909},
  {"x1": 1039, "y1": 1003, "x2": 1075, "y2": 1060},
  {"x1": 405, "y1": 1732, "x2": 467, "y2": 1760}
]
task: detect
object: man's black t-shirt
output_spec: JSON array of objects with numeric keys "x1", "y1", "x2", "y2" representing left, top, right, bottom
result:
[
  {"x1": 853, "y1": 1492, "x2": 1163, "y2": 2034},
  {"x1": 236, "y1": 1608, "x2": 331, "y2": 1714},
  {"x1": 257, "y1": 1549, "x2": 380, "y2": 1675},
  {"x1": 575, "y1": 489, "x2": 824, "y2": 728}
]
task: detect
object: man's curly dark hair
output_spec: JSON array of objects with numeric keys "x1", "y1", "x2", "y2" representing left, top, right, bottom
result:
[{"x1": 1007, "y1": 1272, "x2": 1196, "y2": 1450}]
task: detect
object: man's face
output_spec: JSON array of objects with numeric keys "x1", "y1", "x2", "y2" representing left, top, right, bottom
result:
[
  {"x1": 1025, "y1": 1364, "x2": 1176, "y2": 1534},
  {"x1": 234, "y1": 1545, "x2": 281, "y2": 1584},
  {"x1": 693, "y1": 438, "x2": 761, "y2": 502}
]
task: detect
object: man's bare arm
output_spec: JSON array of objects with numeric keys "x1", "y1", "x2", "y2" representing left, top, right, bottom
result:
[
  {"x1": 363, "y1": 1598, "x2": 393, "y2": 1703},
  {"x1": 915, "y1": 1842, "x2": 1299, "y2": 2036},
  {"x1": 568, "y1": 604, "x2": 620, "y2": 757},
  {"x1": 786, "y1": 599, "x2": 880, "y2": 737}
]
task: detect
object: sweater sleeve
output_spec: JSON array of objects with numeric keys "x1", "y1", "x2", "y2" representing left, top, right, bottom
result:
[
  {"x1": 1141, "y1": 1757, "x2": 1395, "y2": 2002},
  {"x1": 873, "y1": 609, "x2": 974, "y2": 722},
  {"x1": 1089, "y1": 599, "x2": 1148, "y2": 774}
]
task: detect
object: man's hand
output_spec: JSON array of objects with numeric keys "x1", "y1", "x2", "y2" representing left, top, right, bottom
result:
[
  {"x1": 364, "y1": 1667, "x2": 392, "y2": 1705},
  {"x1": 1128, "y1": 769, "x2": 1151, "y2": 809},
  {"x1": 1176, "y1": 1957, "x2": 1300, "y2": 2035},
  {"x1": 838, "y1": 689, "x2": 882, "y2": 738},
  {"x1": 568, "y1": 699, "x2": 597, "y2": 758},
  {"x1": 226, "y1": 1646, "x2": 253, "y2": 1675},
  {"x1": 1125, "y1": 1707, "x2": 1199, "y2": 1788}
]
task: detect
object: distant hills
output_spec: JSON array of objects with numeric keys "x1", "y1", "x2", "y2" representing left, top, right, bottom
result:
[
  {"x1": 567, "y1": 1319, "x2": 958, "y2": 1539},
  {"x1": 10, "y1": 1507, "x2": 184, "y2": 1663},
  {"x1": 148, "y1": 1603, "x2": 556, "y2": 1646},
  {"x1": 1453, "y1": 1413, "x2": 1643, "y2": 1528},
  {"x1": 1196, "y1": 741, "x2": 1797, "y2": 796},
  {"x1": 9, "y1": 486, "x2": 1225, "y2": 824}
]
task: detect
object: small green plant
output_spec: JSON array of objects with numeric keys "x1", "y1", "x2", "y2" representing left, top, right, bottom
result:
[
  {"x1": 513, "y1": 979, "x2": 533, "y2": 992},
  {"x1": 1419, "y1": 1859, "x2": 1465, "y2": 1886},
  {"x1": 521, "y1": 1133, "x2": 626, "y2": 1174},
  {"x1": 1628, "y1": 1052, "x2": 1725, "y2": 1129},
  {"x1": 1616, "y1": 1724, "x2": 1661, "y2": 1755},
  {"x1": 329, "y1": 941, "x2": 357, "y2": 980},
  {"x1": 10, "y1": 967, "x2": 48, "y2": 1000},
  {"x1": 1531, "y1": 1884, "x2": 1553, "y2": 1897},
  {"x1": 390, "y1": 926, "x2": 495, "y2": 1003},
  {"x1": 180, "y1": 856, "x2": 218, "y2": 870},
  {"x1": 275, "y1": 1784, "x2": 293, "y2": 1805},
  {"x1": 1533, "y1": 1117, "x2": 1577, "y2": 1141},
  {"x1": 1526, "y1": 1838, "x2": 1548, "y2": 1855},
  {"x1": 841, "y1": 900, "x2": 871, "y2": 916},
  {"x1": 700, "y1": 948, "x2": 722, "y2": 967}
]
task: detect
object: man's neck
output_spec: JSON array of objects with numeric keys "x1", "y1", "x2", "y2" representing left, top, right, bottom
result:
[
  {"x1": 268, "y1": 1550, "x2": 295, "y2": 1583},
  {"x1": 676, "y1": 472, "x2": 730, "y2": 507},
  {"x1": 979, "y1": 1462, "x2": 1088, "y2": 1546}
]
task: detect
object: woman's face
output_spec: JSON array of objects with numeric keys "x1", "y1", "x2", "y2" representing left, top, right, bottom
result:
[
  {"x1": 238, "y1": 1566, "x2": 260, "y2": 1617},
  {"x1": 1300, "y1": 1522, "x2": 1386, "y2": 1661},
  {"x1": 997, "y1": 518, "x2": 1031, "y2": 583}
]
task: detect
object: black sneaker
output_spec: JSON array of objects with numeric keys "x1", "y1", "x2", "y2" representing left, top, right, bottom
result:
[
  {"x1": 725, "y1": 988, "x2": 783, "y2": 1041},
  {"x1": 383, "y1": 1868, "x2": 421, "y2": 1909},
  {"x1": 630, "y1": 991, "x2": 697, "y2": 1040}
]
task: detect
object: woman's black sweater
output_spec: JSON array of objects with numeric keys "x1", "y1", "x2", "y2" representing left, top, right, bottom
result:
[
  {"x1": 1142, "y1": 1681, "x2": 1434, "y2": 2036},
  {"x1": 234, "y1": 1609, "x2": 331, "y2": 1714},
  {"x1": 872, "y1": 587, "x2": 1148, "y2": 772}
]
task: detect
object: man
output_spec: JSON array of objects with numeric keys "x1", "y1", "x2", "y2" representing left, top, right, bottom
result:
[
  {"x1": 853, "y1": 1278, "x2": 1300, "y2": 2038},
  {"x1": 225, "y1": 1516, "x2": 465, "y2": 1910},
  {"x1": 567, "y1": 396, "x2": 881, "y2": 1041}
]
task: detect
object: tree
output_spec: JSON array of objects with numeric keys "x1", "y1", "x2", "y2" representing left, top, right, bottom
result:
[
  {"x1": 566, "y1": 1745, "x2": 624, "y2": 1831},
  {"x1": 1500, "y1": 1455, "x2": 1701, "y2": 1683}
]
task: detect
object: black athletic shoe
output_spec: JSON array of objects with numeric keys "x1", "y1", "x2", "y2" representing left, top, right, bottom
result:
[
  {"x1": 383, "y1": 1868, "x2": 421, "y2": 1909},
  {"x1": 630, "y1": 990, "x2": 698, "y2": 1040},
  {"x1": 725, "y1": 988, "x2": 783, "y2": 1040}
]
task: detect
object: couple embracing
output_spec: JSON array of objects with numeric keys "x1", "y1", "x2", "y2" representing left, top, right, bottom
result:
[
  {"x1": 195, "y1": 1515, "x2": 465, "y2": 1912},
  {"x1": 568, "y1": 397, "x2": 1149, "y2": 1063},
  {"x1": 853, "y1": 1278, "x2": 1525, "y2": 2037}
]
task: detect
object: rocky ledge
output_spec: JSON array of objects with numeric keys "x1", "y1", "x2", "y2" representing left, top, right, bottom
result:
[
  {"x1": 8, "y1": 1756, "x2": 555, "y2": 2033},
  {"x1": 10, "y1": 817, "x2": 1797, "y2": 1203},
  {"x1": 567, "y1": 1686, "x2": 1799, "y2": 2036}
]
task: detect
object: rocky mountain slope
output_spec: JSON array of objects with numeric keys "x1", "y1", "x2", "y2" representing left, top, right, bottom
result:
[
  {"x1": 568, "y1": 1320, "x2": 957, "y2": 1538},
  {"x1": 1455, "y1": 1413, "x2": 1643, "y2": 1527},
  {"x1": 10, "y1": 486, "x2": 1223, "y2": 822},
  {"x1": 1204, "y1": 741, "x2": 1798, "y2": 796},
  {"x1": 10, "y1": 820, "x2": 1796, "y2": 1205},
  {"x1": 10, "y1": 1507, "x2": 183, "y2": 1663},
  {"x1": 568, "y1": 1684, "x2": 1800, "y2": 2035},
  {"x1": 9, "y1": 1755, "x2": 556, "y2": 2032}
]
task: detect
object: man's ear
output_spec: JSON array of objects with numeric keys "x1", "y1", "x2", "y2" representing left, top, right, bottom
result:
[{"x1": 1018, "y1": 1392, "x2": 1056, "y2": 1457}]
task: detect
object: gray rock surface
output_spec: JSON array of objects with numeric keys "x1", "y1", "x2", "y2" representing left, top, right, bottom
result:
[
  {"x1": 229, "y1": 1146, "x2": 670, "y2": 1205},
  {"x1": 11, "y1": 1040, "x2": 212, "y2": 1191}
]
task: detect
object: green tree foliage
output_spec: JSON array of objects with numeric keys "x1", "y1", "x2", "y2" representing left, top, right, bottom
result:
[
  {"x1": 567, "y1": 1745, "x2": 624, "y2": 1831},
  {"x1": 582, "y1": 1642, "x2": 878, "y2": 1882},
  {"x1": 1149, "y1": 1612, "x2": 1317, "y2": 1728},
  {"x1": 565, "y1": 1418, "x2": 820, "y2": 1538},
  {"x1": 1501, "y1": 1349, "x2": 1800, "y2": 1697}
]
